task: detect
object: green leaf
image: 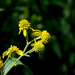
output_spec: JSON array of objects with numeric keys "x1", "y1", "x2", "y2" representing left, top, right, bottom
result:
[
  {"x1": 2, "y1": 58, "x2": 33, "y2": 75},
  {"x1": 52, "y1": 41, "x2": 62, "y2": 59},
  {"x1": 69, "y1": 53, "x2": 75, "y2": 67}
]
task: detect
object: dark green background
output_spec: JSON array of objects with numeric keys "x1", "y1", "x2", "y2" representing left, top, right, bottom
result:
[{"x1": 0, "y1": 0, "x2": 75, "y2": 75}]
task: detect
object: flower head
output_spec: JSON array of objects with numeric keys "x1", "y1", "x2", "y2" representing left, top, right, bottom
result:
[
  {"x1": 30, "y1": 41, "x2": 45, "y2": 53},
  {"x1": 3, "y1": 45, "x2": 23, "y2": 58},
  {"x1": 32, "y1": 30, "x2": 51, "y2": 44},
  {"x1": 18, "y1": 19, "x2": 30, "y2": 37},
  {"x1": 0, "y1": 56, "x2": 4, "y2": 72}
]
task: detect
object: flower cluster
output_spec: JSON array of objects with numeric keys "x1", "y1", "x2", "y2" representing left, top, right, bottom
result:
[
  {"x1": 32, "y1": 30, "x2": 51, "y2": 44},
  {"x1": 0, "y1": 19, "x2": 51, "y2": 75},
  {"x1": 18, "y1": 19, "x2": 34, "y2": 37},
  {"x1": 18, "y1": 19, "x2": 51, "y2": 53},
  {"x1": 3, "y1": 45, "x2": 23, "y2": 58},
  {"x1": 30, "y1": 40, "x2": 45, "y2": 53},
  {"x1": 2, "y1": 19, "x2": 51, "y2": 59}
]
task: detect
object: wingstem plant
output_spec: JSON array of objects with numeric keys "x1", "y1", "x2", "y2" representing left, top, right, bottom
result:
[{"x1": 0, "y1": 19, "x2": 51, "y2": 75}]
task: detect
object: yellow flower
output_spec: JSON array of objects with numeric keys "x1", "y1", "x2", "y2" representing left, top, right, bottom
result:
[
  {"x1": 3, "y1": 45, "x2": 23, "y2": 58},
  {"x1": 0, "y1": 56, "x2": 4, "y2": 72},
  {"x1": 18, "y1": 19, "x2": 30, "y2": 37},
  {"x1": 32, "y1": 30, "x2": 51, "y2": 44},
  {"x1": 30, "y1": 41, "x2": 45, "y2": 53}
]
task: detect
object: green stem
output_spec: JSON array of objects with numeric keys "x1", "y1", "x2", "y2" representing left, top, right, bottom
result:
[
  {"x1": 15, "y1": 55, "x2": 22, "y2": 62},
  {"x1": 24, "y1": 48, "x2": 34, "y2": 55},
  {"x1": 3, "y1": 37, "x2": 40, "y2": 75},
  {"x1": 28, "y1": 37, "x2": 40, "y2": 44},
  {"x1": 4, "y1": 54, "x2": 11, "y2": 64},
  {"x1": 23, "y1": 37, "x2": 40, "y2": 53},
  {"x1": 23, "y1": 42, "x2": 29, "y2": 53},
  {"x1": 26, "y1": 31, "x2": 29, "y2": 43}
]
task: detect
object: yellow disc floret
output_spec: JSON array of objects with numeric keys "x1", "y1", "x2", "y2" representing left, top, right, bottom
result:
[
  {"x1": 3, "y1": 45, "x2": 23, "y2": 58},
  {"x1": 40, "y1": 30, "x2": 51, "y2": 44},
  {"x1": 18, "y1": 19, "x2": 30, "y2": 37},
  {"x1": 19, "y1": 19, "x2": 30, "y2": 30},
  {"x1": 32, "y1": 30, "x2": 51, "y2": 44},
  {"x1": 30, "y1": 41, "x2": 45, "y2": 53}
]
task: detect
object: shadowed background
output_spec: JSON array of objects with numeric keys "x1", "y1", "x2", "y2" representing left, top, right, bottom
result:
[{"x1": 0, "y1": 0, "x2": 75, "y2": 75}]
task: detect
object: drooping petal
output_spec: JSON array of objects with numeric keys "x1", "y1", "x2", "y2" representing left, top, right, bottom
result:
[
  {"x1": 23, "y1": 29, "x2": 27, "y2": 37},
  {"x1": 33, "y1": 29, "x2": 41, "y2": 32},
  {"x1": 2, "y1": 51, "x2": 9, "y2": 58},
  {"x1": 16, "y1": 50, "x2": 23, "y2": 56},
  {"x1": 19, "y1": 28, "x2": 22, "y2": 34},
  {"x1": 29, "y1": 27, "x2": 35, "y2": 31},
  {"x1": 32, "y1": 29, "x2": 42, "y2": 37}
]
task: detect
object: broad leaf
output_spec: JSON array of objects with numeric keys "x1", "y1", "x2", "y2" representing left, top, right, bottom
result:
[{"x1": 2, "y1": 58, "x2": 33, "y2": 75}]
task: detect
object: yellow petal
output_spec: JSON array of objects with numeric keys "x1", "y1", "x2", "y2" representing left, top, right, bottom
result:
[
  {"x1": 33, "y1": 29, "x2": 41, "y2": 32},
  {"x1": 23, "y1": 29, "x2": 27, "y2": 37},
  {"x1": 29, "y1": 27, "x2": 35, "y2": 31},
  {"x1": 16, "y1": 50, "x2": 23, "y2": 56},
  {"x1": 19, "y1": 28, "x2": 23, "y2": 34},
  {"x1": 32, "y1": 30, "x2": 42, "y2": 37},
  {"x1": 19, "y1": 28, "x2": 21, "y2": 34},
  {"x1": 31, "y1": 43, "x2": 35, "y2": 47},
  {"x1": 2, "y1": 51, "x2": 8, "y2": 58}
]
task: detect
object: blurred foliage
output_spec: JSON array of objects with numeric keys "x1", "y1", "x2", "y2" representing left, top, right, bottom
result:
[{"x1": 0, "y1": 0, "x2": 75, "y2": 75}]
